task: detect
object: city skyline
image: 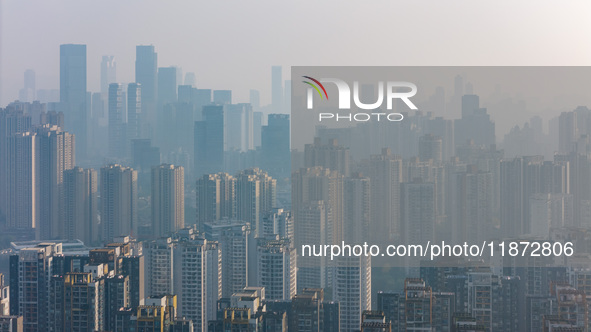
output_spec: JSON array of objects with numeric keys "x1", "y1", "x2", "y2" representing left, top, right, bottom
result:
[{"x1": 3, "y1": 2, "x2": 591, "y2": 330}]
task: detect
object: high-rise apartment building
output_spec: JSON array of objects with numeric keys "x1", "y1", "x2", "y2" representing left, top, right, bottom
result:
[
  {"x1": 292, "y1": 166, "x2": 344, "y2": 246},
  {"x1": 64, "y1": 167, "x2": 98, "y2": 245},
  {"x1": 369, "y1": 148, "x2": 402, "y2": 244},
  {"x1": 35, "y1": 124, "x2": 75, "y2": 240},
  {"x1": 500, "y1": 156, "x2": 569, "y2": 237},
  {"x1": 419, "y1": 134, "x2": 443, "y2": 163},
  {"x1": 10, "y1": 243, "x2": 61, "y2": 332},
  {"x1": 449, "y1": 165, "x2": 493, "y2": 244},
  {"x1": 49, "y1": 272, "x2": 100, "y2": 331},
  {"x1": 255, "y1": 237, "x2": 296, "y2": 300},
  {"x1": 294, "y1": 201, "x2": 327, "y2": 291},
  {"x1": 260, "y1": 208, "x2": 293, "y2": 240},
  {"x1": 151, "y1": 164, "x2": 184, "y2": 238},
  {"x1": 100, "y1": 165, "x2": 138, "y2": 242},
  {"x1": 333, "y1": 256, "x2": 371, "y2": 332},
  {"x1": 196, "y1": 172, "x2": 236, "y2": 230},
  {"x1": 203, "y1": 220, "x2": 250, "y2": 297},
  {"x1": 143, "y1": 229, "x2": 221, "y2": 331},
  {"x1": 304, "y1": 137, "x2": 350, "y2": 177},
  {"x1": 173, "y1": 233, "x2": 221, "y2": 331},
  {"x1": 236, "y1": 168, "x2": 277, "y2": 236},
  {"x1": 0, "y1": 109, "x2": 33, "y2": 230},
  {"x1": 288, "y1": 288, "x2": 340, "y2": 332},
  {"x1": 343, "y1": 173, "x2": 371, "y2": 244},
  {"x1": 104, "y1": 275, "x2": 130, "y2": 330},
  {"x1": 4, "y1": 131, "x2": 36, "y2": 231},
  {"x1": 143, "y1": 238, "x2": 173, "y2": 298}
]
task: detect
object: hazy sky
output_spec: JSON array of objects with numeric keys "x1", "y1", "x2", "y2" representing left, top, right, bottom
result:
[{"x1": 1, "y1": 0, "x2": 591, "y2": 107}]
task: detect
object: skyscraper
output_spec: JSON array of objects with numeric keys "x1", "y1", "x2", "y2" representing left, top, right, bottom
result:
[
  {"x1": 127, "y1": 83, "x2": 142, "y2": 142},
  {"x1": 253, "y1": 111, "x2": 263, "y2": 148},
  {"x1": 100, "y1": 165, "x2": 138, "y2": 242},
  {"x1": 196, "y1": 172, "x2": 236, "y2": 230},
  {"x1": 151, "y1": 164, "x2": 185, "y2": 238},
  {"x1": 454, "y1": 94, "x2": 495, "y2": 149},
  {"x1": 135, "y1": 45, "x2": 158, "y2": 125},
  {"x1": 118, "y1": 255, "x2": 145, "y2": 309},
  {"x1": 4, "y1": 132, "x2": 36, "y2": 231},
  {"x1": 343, "y1": 173, "x2": 370, "y2": 244},
  {"x1": 157, "y1": 67, "x2": 177, "y2": 106},
  {"x1": 0, "y1": 109, "x2": 32, "y2": 229},
  {"x1": 173, "y1": 234, "x2": 221, "y2": 331},
  {"x1": 449, "y1": 165, "x2": 493, "y2": 244},
  {"x1": 10, "y1": 243, "x2": 61, "y2": 332},
  {"x1": 35, "y1": 124, "x2": 75, "y2": 240},
  {"x1": 369, "y1": 148, "x2": 402, "y2": 244},
  {"x1": 558, "y1": 111, "x2": 578, "y2": 153},
  {"x1": 213, "y1": 90, "x2": 232, "y2": 105},
  {"x1": 64, "y1": 167, "x2": 98, "y2": 246},
  {"x1": 500, "y1": 156, "x2": 569, "y2": 237},
  {"x1": 108, "y1": 83, "x2": 126, "y2": 159},
  {"x1": 184, "y1": 72, "x2": 196, "y2": 87},
  {"x1": 255, "y1": 237, "x2": 297, "y2": 300},
  {"x1": 193, "y1": 89, "x2": 212, "y2": 119},
  {"x1": 236, "y1": 168, "x2": 276, "y2": 236},
  {"x1": 260, "y1": 208, "x2": 293, "y2": 240},
  {"x1": 249, "y1": 89, "x2": 260, "y2": 110},
  {"x1": 401, "y1": 178, "x2": 435, "y2": 275},
  {"x1": 292, "y1": 166, "x2": 344, "y2": 246},
  {"x1": 131, "y1": 138, "x2": 160, "y2": 173},
  {"x1": 100, "y1": 56, "x2": 116, "y2": 97},
  {"x1": 143, "y1": 238, "x2": 173, "y2": 299},
  {"x1": 143, "y1": 230, "x2": 221, "y2": 331},
  {"x1": 261, "y1": 114, "x2": 290, "y2": 178},
  {"x1": 304, "y1": 137, "x2": 350, "y2": 177},
  {"x1": 60, "y1": 44, "x2": 87, "y2": 158},
  {"x1": 104, "y1": 275, "x2": 130, "y2": 331},
  {"x1": 49, "y1": 272, "x2": 100, "y2": 331},
  {"x1": 194, "y1": 105, "x2": 224, "y2": 176},
  {"x1": 333, "y1": 255, "x2": 371, "y2": 332},
  {"x1": 1, "y1": 114, "x2": 75, "y2": 240},
  {"x1": 225, "y1": 103, "x2": 254, "y2": 152},
  {"x1": 203, "y1": 220, "x2": 250, "y2": 297},
  {"x1": 294, "y1": 201, "x2": 327, "y2": 290},
  {"x1": 419, "y1": 134, "x2": 443, "y2": 163}
]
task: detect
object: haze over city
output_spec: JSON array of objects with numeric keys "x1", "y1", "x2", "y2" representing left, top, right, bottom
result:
[
  {"x1": 2, "y1": 1, "x2": 591, "y2": 332},
  {"x1": 2, "y1": 0, "x2": 591, "y2": 107}
]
